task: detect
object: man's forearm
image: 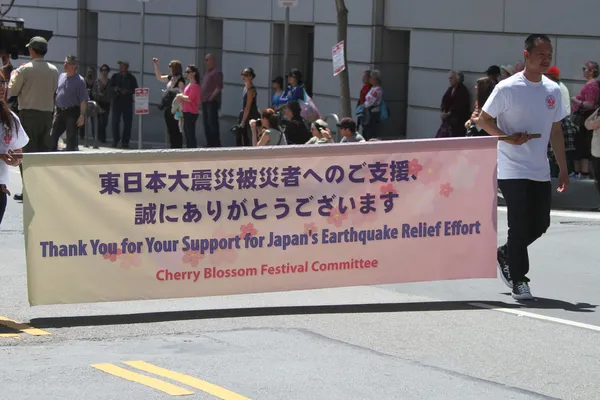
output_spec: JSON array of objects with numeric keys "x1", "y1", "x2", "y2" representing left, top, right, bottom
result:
[
  {"x1": 209, "y1": 88, "x2": 221, "y2": 101},
  {"x1": 477, "y1": 115, "x2": 506, "y2": 137},
  {"x1": 550, "y1": 127, "x2": 568, "y2": 172},
  {"x1": 80, "y1": 101, "x2": 87, "y2": 117}
]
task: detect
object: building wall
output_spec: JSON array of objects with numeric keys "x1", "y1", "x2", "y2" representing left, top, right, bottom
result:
[
  {"x1": 7, "y1": 0, "x2": 600, "y2": 144},
  {"x1": 385, "y1": 0, "x2": 600, "y2": 139}
]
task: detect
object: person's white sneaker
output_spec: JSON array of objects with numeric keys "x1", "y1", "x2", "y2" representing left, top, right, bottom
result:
[{"x1": 512, "y1": 282, "x2": 533, "y2": 300}]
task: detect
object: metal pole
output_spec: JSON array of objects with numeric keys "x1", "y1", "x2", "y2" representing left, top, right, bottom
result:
[
  {"x1": 138, "y1": 1, "x2": 145, "y2": 149},
  {"x1": 283, "y1": 6, "x2": 290, "y2": 75}
]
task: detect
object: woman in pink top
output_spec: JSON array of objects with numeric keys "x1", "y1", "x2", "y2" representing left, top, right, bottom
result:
[
  {"x1": 176, "y1": 64, "x2": 201, "y2": 148},
  {"x1": 570, "y1": 61, "x2": 600, "y2": 178}
]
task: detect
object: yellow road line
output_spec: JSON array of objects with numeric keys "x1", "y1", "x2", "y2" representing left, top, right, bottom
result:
[
  {"x1": 124, "y1": 360, "x2": 251, "y2": 400},
  {"x1": 0, "y1": 316, "x2": 51, "y2": 336},
  {"x1": 0, "y1": 333, "x2": 20, "y2": 338},
  {"x1": 91, "y1": 363, "x2": 194, "y2": 396}
]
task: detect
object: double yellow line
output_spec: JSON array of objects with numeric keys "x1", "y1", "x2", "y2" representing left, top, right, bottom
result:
[
  {"x1": 0, "y1": 316, "x2": 51, "y2": 338},
  {"x1": 92, "y1": 360, "x2": 250, "y2": 399}
]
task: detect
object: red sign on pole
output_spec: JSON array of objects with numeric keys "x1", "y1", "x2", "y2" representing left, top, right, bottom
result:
[{"x1": 135, "y1": 88, "x2": 149, "y2": 115}]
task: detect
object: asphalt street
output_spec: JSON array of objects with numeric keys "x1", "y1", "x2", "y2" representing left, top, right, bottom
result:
[{"x1": 2, "y1": 164, "x2": 600, "y2": 400}]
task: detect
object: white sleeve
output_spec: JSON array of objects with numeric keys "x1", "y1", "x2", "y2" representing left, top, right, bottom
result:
[
  {"x1": 554, "y1": 89, "x2": 568, "y2": 123},
  {"x1": 10, "y1": 113, "x2": 29, "y2": 150},
  {"x1": 481, "y1": 85, "x2": 508, "y2": 118}
]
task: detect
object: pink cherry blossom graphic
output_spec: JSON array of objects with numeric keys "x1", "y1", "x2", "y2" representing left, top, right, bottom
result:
[
  {"x1": 150, "y1": 251, "x2": 185, "y2": 272},
  {"x1": 118, "y1": 252, "x2": 142, "y2": 269},
  {"x1": 440, "y1": 183, "x2": 454, "y2": 197},
  {"x1": 351, "y1": 209, "x2": 378, "y2": 228},
  {"x1": 326, "y1": 207, "x2": 348, "y2": 227},
  {"x1": 380, "y1": 183, "x2": 397, "y2": 194},
  {"x1": 239, "y1": 222, "x2": 258, "y2": 239},
  {"x1": 102, "y1": 248, "x2": 123, "y2": 262},
  {"x1": 304, "y1": 222, "x2": 318, "y2": 235},
  {"x1": 416, "y1": 157, "x2": 446, "y2": 185},
  {"x1": 208, "y1": 229, "x2": 238, "y2": 267},
  {"x1": 181, "y1": 250, "x2": 204, "y2": 268},
  {"x1": 408, "y1": 159, "x2": 423, "y2": 177}
]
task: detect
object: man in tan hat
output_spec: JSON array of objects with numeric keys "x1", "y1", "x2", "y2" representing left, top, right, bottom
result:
[{"x1": 8, "y1": 36, "x2": 59, "y2": 200}]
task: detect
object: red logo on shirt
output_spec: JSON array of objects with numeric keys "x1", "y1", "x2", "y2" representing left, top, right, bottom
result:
[
  {"x1": 3, "y1": 133, "x2": 10, "y2": 145},
  {"x1": 546, "y1": 95, "x2": 556, "y2": 109}
]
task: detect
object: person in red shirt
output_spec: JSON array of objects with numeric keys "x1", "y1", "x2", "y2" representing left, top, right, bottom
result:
[
  {"x1": 357, "y1": 70, "x2": 372, "y2": 130},
  {"x1": 358, "y1": 70, "x2": 371, "y2": 106}
]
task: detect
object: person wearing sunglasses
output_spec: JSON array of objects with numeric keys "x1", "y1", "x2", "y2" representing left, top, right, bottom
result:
[{"x1": 175, "y1": 65, "x2": 201, "y2": 148}]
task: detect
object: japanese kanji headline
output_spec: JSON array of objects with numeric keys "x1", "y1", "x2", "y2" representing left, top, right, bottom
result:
[{"x1": 22, "y1": 138, "x2": 499, "y2": 305}]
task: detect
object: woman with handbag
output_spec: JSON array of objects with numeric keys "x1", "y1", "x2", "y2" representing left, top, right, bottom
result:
[
  {"x1": 570, "y1": 61, "x2": 600, "y2": 179},
  {"x1": 584, "y1": 109, "x2": 600, "y2": 198},
  {"x1": 152, "y1": 58, "x2": 186, "y2": 148},
  {"x1": 363, "y1": 70, "x2": 384, "y2": 139}
]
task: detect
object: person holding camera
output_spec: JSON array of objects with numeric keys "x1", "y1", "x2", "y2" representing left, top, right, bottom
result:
[
  {"x1": 250, "y1": 108, "x2": 287, "y2": 146},
  {"x1": 109, "y1": 61, "x2": 138, "y2": 148}
]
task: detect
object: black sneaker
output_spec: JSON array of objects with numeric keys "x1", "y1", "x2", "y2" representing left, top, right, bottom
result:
[
  {"x1": 13, "y1": 193, "x2": 23, "y2": 201},
  {"x1": 497, "y1": 246, "x2": 512, "y2": 288},
  {"x1": 512, "y1": 281, "x2": 533, "y2": 300}
]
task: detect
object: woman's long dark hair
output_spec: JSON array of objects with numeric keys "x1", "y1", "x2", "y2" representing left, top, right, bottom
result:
[
  {"x1": 187, "y1": 64, "x2": 200, "y2": 84},
  {"x1": 0, "y1": 70, "x2": 17, "y2": 135}
]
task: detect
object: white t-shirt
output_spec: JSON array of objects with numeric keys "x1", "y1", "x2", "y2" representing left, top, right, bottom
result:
[
  {"x1": 0, "y1": 111, "x2": 29, "y2": 185},
  {"x1": 482, "y1": 72, "x2": 567, "y2": 181}
]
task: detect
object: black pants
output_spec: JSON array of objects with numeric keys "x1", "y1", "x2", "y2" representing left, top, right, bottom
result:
[
  {"x1": 363, "y1": 111, "x2": 381, "y2": 139},
  {"x1": 202, "y1": 101, "x2": 221, "y2": 147},
  {"x1": 50, "y1": 107, "x2": 80, "y2": 151},
  {"x1": 19, "y1": 109, "x2": 53, "y2": 152},
  {"x1": 498, "y1": 179, "x2": 552, "y2": 283},
  {"x1": 592, "y1": 156, "x2": 600, "y2": 196},
  {"x1": 97, "y1": 106, "x2": 110, "y2": 143},
  {"x1": 183, "y1": 112, "x2": 198, "y2": 148},
  {"x1": 0, "y1": 189, "x2": 6, "y2": 225},
  {"x1": 112, "y1": 101, "x2": 133, "y2": 146},
  {"x1": 235, "y1": 125, "x2": 251, "y2": 147},
  {"x1": 164, "y1": 110, "x2": 182, "y2": 148}
]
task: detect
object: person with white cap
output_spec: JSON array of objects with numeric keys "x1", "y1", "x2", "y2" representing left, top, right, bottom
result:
[{"x1": 500, "y1": 64, "x2": 515, "y2": 80}]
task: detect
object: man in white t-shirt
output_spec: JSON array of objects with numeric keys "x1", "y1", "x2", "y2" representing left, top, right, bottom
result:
[{"x1": 478, "y1": 34, "x2": 569, "y2": 300}]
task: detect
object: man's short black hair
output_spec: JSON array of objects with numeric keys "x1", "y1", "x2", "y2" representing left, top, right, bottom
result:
[
  {"x1": 524, "y1": 34, "x2": 551, "y2": 53},
  {"x1": 31, "y1": 47, "x2": 47, "y2": 57}
]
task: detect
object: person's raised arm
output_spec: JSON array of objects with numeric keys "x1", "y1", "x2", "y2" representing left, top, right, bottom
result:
[{"x1": 152, "y1": 58, "x2": 169, "y2": 83}]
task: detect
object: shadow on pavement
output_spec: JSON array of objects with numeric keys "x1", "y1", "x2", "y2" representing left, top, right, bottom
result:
[
  {"x1": 28, "y1": 299, "x2": 595, "y2": 329},
  {"x1": 502, "y1": 295, "x2": 598, "y2": 313}
]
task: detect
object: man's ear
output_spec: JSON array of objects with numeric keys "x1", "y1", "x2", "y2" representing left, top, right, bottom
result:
[{"x1": 523, "y1": 50, "x2": 528, "y2": 61}]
